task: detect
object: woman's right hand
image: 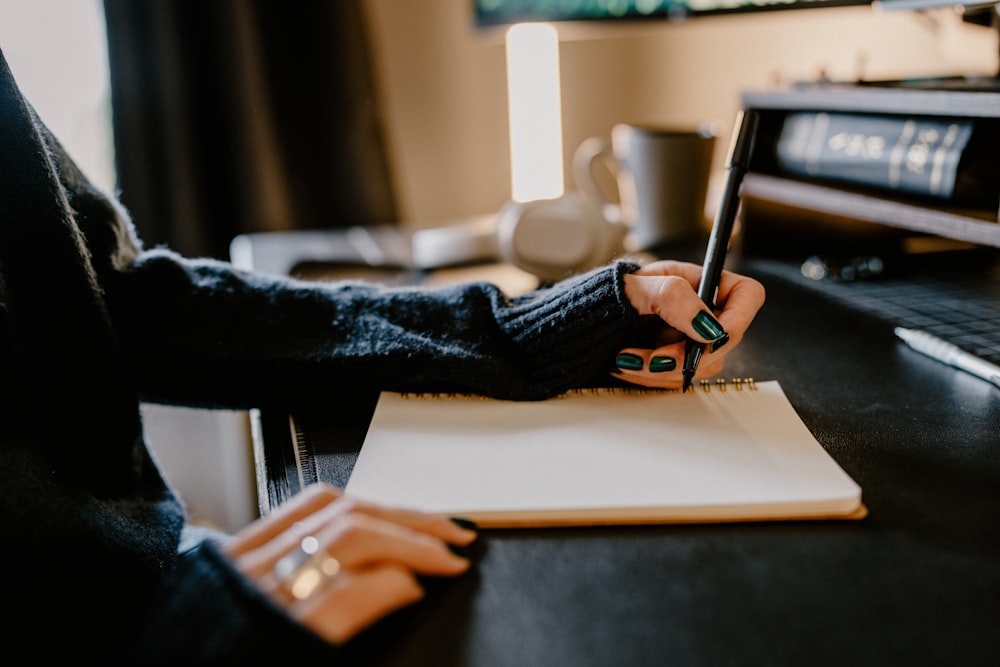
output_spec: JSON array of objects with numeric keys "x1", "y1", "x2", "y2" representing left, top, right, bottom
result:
[
  {"x1": 223, "y1": 483, "x2": 478, "y2": 645},
  {"x1": 617, "y1": 259, "x2": 766, "y2": 389}
]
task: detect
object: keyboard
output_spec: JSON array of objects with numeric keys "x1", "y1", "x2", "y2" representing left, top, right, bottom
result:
[{"x1": 746, "y1": 248, "x2": 1000, "y2": 366}]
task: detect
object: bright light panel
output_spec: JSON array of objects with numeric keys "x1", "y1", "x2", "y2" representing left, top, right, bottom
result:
[
  {"x1": 0, "y1": 0, "x2": 116, "y2": 193},
  {"x1": 505, "y1": 23, "x2": 564, "y2": 203}
]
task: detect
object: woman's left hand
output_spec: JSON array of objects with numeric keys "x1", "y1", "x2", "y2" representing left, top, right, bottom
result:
[{"x1": 224, "y1": 483, "x2": 477, "y2": 645}]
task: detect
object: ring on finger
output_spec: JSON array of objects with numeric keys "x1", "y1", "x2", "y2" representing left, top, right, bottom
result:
[{"x1": 273, "y1": 535, "x2": 342, "y2": 601}]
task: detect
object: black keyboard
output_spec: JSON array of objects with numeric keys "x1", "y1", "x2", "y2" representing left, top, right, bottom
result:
[{"x1": 746, "y1": 248, "x2": 1000, "y2": 366}]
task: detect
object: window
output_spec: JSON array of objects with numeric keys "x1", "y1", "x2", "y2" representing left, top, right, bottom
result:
[{"x1": 0, "y1": 0, "x2": 116, "y2": 193}]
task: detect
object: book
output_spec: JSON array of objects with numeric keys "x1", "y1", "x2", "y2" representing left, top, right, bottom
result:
[
  {"x1": 343, "y1": 379, "x2": 866, "y2": 528},
  {"x1": 774, "y1": 111, "x2": 996, "y2": 204}
]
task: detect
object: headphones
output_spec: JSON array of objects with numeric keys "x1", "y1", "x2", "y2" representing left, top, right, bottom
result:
[{"x1": 411, "y1": 191, "x2": 626, "y2": 283}]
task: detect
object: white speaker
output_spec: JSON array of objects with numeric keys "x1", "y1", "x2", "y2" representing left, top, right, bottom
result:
[{"x1": 411, "y1": 193, "x2": 626, "y2": 283}]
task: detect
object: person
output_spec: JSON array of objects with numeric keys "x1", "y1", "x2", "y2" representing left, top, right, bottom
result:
[{"x1": 0, "y1": 47, "x2": 765, "y2": 664}]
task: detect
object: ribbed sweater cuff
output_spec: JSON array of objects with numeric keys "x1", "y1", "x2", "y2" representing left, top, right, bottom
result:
[{"x1": 498, "y1": 260, "x2": 643, "y2": 396}]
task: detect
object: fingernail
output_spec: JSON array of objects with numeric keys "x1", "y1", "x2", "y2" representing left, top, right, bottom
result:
[
  {"x1": 451, "y1": 517, "x2": 478, "y2": 532},
  {"x1": 447, "y1": 543, "x2": 474, "y2": 559},
  {"x1": 648, "y1": 356, "x2": 676, "y2": 373},
  {"x1": 710, "y1": 332, "x2": 730, "y2": 352},
  {"x1": 615, "y1": 353, "x2": 644, "y2": 371},
  {"x1": 692, "y1": 310, "x2": 726, "y2": 341}
]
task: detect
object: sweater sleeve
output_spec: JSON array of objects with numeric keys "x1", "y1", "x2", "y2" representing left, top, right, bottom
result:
[
  {"x1": 34, "y1": 104, "x2": 646, "y2": 410},
  {"x1": 124, "y1": 541, "x2": 344, "y2": 664},
  {"x1": 102, "y1": 248, "x2": 646, "y2": 409}
]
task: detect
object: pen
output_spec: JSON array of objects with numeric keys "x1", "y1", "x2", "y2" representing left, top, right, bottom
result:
[
  {"x1": 682, "y1": 109, "x2": 760, "y2": 392},
  {"x1": 894, "y1": 327, "x2": 1000, "y2": 388}
]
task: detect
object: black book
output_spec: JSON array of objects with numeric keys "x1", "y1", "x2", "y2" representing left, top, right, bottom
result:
[{"x1": 773, "y1": 110, "x2": 999, "y2": 206}]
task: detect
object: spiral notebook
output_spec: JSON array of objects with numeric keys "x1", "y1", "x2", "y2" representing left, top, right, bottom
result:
[{"x1": 343, "y1": 379, "x2": 866, "y2": 527}]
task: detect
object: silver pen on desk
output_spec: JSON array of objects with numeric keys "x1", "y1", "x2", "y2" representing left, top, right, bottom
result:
[{"x1": 894, "y1": 327, "x2": 1000, "y2": 388}]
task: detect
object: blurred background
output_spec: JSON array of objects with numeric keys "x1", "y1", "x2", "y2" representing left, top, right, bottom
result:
[{"x1": 0, "y1": 0, "x2": 995, "y2": 530}]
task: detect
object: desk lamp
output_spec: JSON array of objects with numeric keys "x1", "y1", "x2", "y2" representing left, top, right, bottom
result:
[
  {"x1": 494, "y1": 22, "x2": 625, "y2": 283},
  {"x1": 411, "y1": 22, "x2": 624, "y2": 283}
]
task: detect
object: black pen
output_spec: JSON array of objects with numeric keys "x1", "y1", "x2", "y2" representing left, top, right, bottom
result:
[{"x1": 682, "y1": 109, "x2": 759, "y2": 392}]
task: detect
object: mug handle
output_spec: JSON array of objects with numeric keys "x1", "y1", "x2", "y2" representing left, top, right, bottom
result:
[{"x1": 572, "y1": 137, "x2": 622, "y2": 224}]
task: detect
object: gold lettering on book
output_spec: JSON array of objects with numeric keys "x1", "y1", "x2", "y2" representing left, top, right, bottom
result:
[
  {"x1": 888, "y1": 120, "x2": 916, "y2": 187},
  {"x1": 827, "y1": 131, "x2": 885, "y2": 160},
  {"x1": 905, "y1": 127, "x2": 939, "y2": 177},
  {"x1": 930, "y1": 123, "x2": 961, "y2": 195},
  {"x1": 804, "y1": 112, "x2": 829, "y2": 176}
]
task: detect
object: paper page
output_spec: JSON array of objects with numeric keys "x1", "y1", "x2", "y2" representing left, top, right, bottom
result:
[{"x1": 343, "y1": 381, "x2": 862, "y2": 526}]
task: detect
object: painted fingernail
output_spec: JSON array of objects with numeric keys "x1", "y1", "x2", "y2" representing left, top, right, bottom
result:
[
  {"x1": 451, "y1": 517, "x2": 479, "y2": 532},
  {"x1": 447, "y1": 543, "x2": 475, "y2": 559},
  {"x1": 692, "y1": 310, "x2": 726, "y2": 341},
  {"x1": 648, "y1": 356, "x2": 676, "y2": 373},
  {"x1": 615, "y1": 353, "x2": 644, "y2": 371},
  {"x1": 710, "y1": 332, "x2": 730, "y2": 352}
]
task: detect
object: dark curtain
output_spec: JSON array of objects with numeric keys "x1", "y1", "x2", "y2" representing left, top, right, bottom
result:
[{"x1": 102, "y1": 0, "x2": 397, "y2": 260}]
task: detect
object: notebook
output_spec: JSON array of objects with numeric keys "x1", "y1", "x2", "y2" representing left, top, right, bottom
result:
[{"x1": 343, "y1": 379, "x2": 866, "y2": 527}]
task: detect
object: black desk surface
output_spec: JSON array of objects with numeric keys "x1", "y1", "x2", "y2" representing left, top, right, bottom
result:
[{"x1": 243, "y1": 235, "x2": 1000, "y2": 666}]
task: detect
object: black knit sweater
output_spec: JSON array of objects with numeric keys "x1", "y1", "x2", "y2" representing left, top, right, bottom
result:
[{"x1": 0, "y1": 48, "x2": 643, "y2": 663}]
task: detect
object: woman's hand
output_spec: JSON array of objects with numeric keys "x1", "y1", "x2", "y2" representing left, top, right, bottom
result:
[
  {"x1": 224, "y1": 483, "x2": 477, "y2": 645},
  {"x1": 617, "y1": 260, "x2": 765, "y2": 389}
]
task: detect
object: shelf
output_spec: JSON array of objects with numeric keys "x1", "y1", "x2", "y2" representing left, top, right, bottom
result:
[
  {"x1": 742, "y1": 174, "x2": 1000, "y2": 248},
  {"x1": 741, "y1": 85, "x2": 1000, "y2": 252},
  {"x1": 743, "y1": 85, "x2": 1000, "y2": 119}
]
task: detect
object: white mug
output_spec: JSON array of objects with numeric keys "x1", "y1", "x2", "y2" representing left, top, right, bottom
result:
[{"x1": 574, "y1": 123, "x2": 717, "y2": 251}]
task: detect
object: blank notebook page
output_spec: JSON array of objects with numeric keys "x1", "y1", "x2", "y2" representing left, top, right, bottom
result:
[{"x1": 343, "y1": 380, "x2": 864, "y2": 527}]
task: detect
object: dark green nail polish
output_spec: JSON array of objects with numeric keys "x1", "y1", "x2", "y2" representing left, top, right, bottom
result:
[
  {"x1": 447, "y1": 543, "x2": 472, "y2": 559},
  {"x1": 451, "y1": 517, "x2": 479, "y2": 531},
  {"x1": 615, "y1": 353, "x2": 644, "y2": 371},
  {"x1": 648, "y1": 356, "x2": 676, "y2": 373},
  {"x1": 693, "y1": 310, "x2": 726, "y2": 341},
  {"x1": 710, "y1": 333, "x2": 730, "y2": 352}
]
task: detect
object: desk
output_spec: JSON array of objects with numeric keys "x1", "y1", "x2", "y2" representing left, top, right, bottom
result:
[{"x1": 233, "y1": 229, "x2": 1000, "y2": 666}]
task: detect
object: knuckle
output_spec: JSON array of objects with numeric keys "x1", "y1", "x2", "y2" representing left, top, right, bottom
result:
[
  {"x1": 656, "y1": 275, "x2": 691, "y2": 302},
  {"x1": 309, "y1": 483, "x2": 340, "y2": 504},
  {"x1": 335, "y1": 496, "x2": 361, "y2": 513},
  {"x1": 329, "y1": 514, "x2": 373, "y2": 550}
]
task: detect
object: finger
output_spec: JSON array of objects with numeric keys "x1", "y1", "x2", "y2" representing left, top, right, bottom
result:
[
  {"x1": 226, "y1": 483, "x2": 342, "y2": 557},
  {"x1": 250, "y1": 515, "x2": 467, "y2": 616},
  {"x1": 230, "y1": 492, "x2": 478, "y2": 580},
  {"x1": 325, "y1": 495, "x2": 478, "y2": 546},
  {"x1": 613, "y1": 344, "x2": 682, "y2": 377},
  {"x1": 266, "y1": 494, "x2": 478, "y2": 555},
  {"x1": 636, "y1": 260, "x2": 764, "y2": 322},
  {"x1": 691, "y1": 354, "x2": 725, "y2": 379},
  {"x1": 612, "y1": 346, "x2": 725, "y2": 389},
  {"x1": 624, "y1": 274, "x2": 725, "y2": 342},
  {"x1": 714, "y1": 272, "x2": 766, "y2": 339},
  {"x1": 294, "y1": 565, "x2": 424, "y2": 645},
  {"x1": 624, "y1": 273, "x2": 732, "y2": 349},
  {"x1": 318, "y1": 512, "x2": 471, "y2": 576},
  {"x1": 633, "y1": 259, "x2": 703, "y2": 282}
]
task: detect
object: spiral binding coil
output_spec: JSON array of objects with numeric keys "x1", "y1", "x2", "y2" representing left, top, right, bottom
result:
[
  {"x1": 699, "y1": 377, "x2": 757, "y2": 393},
  {"x1": 398, "y1": 378, "x2": 758, "y2": 400}
]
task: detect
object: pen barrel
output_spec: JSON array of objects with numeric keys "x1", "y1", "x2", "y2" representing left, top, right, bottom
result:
[
  {"x1": 696, "y1": 110, "x2": 759, "y2": 307},
  {"x1": 900, "y1": 328, "x2": 963, "y2": 364},
  {"x1": 698, "y1": 165, "x2": 745, "y2": 305},
  {"x1": 686, "y1": 110, "x2": 760, "y2": 392},
  {"x1": 898, "y1": 328, "x2": 1000, "y2": 388},
  {"x1": 954, "y1": 355, "x2": 1000, "y2": 387}
]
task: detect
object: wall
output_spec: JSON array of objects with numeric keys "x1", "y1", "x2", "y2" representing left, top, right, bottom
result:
[
  {"x1": 362, "y1": 1, "x2": 997, "y2": 223},
  {"x1": 141, "y1": 405, "x2": 257, "y2": 532}
]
